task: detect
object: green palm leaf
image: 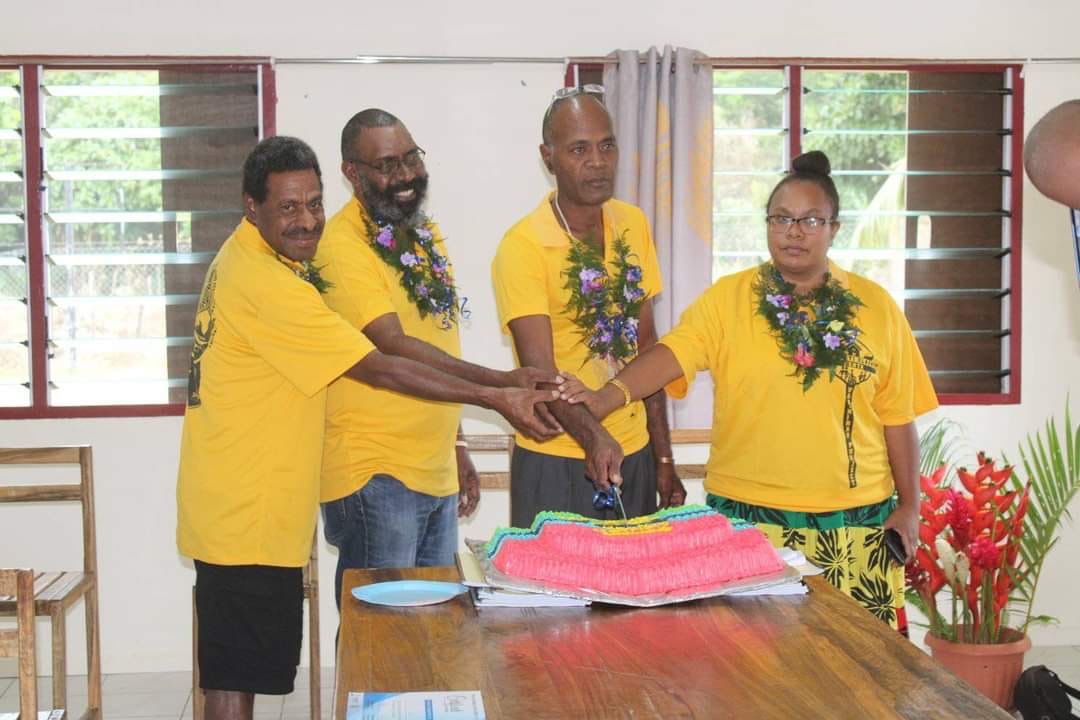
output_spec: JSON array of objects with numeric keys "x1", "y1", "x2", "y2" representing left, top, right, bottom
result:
[
  {"x1": 1005, "y1": 401, "x2": 1080, "y2": 633},
  {"x1": 919, "y1": 417, "x2": 965, "y2": 476}
]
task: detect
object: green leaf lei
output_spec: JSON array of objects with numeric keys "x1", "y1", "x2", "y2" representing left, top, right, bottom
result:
[
  {"x1": 362, "y1": 215, "x2": 465, "y2": 330},
  {"x1": 276, "y1": 254, "x2": 332, "y2": 294},
  {"x1": 753, "y1": 262, "x2": 865, "y2": 392},
  {"x1": 561, "y1": 230, "x2": 646, "y2": 365}
]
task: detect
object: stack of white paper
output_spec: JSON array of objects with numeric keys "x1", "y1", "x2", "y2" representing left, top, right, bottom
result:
[
  {"x1": 470, "y1": 585, "x2": 590, "y2": 608},
  {"x1": 456, "y1": 552, "x2": 590, "y2": 609}
]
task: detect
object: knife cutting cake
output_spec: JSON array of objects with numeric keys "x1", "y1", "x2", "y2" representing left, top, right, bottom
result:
[{"x1": 484, "y1": 504, "x2": 784, "y2": 597}]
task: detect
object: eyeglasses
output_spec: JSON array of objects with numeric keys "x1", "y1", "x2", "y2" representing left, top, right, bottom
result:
[
  {"x1": 766, "y1": 215, "x2": 837, "y2": 231},
  {"x1": 552, "y1": 84, "x2": 605, "y2": 102},
  {"x1": 348, "y1": 147, "x2": 426, "y2": 177}
]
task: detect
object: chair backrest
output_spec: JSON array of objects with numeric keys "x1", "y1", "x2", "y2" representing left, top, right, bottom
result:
[
  {"x1": 0, "y1": 446, "x2": 98, "y2": 576},
  {"x1": 0, "y1": 567, "x2": 38, "y2": 718},
  {"x1": 465, "y1": 434, "x2": 515, "y2": 490},
  {"x1": 0, "y1": 446, "x2": 97, "y2": 578}
]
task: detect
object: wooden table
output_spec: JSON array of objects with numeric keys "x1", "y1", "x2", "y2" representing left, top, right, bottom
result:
[{"x1": 334, "y1": 566, "x2": 1011, "y2": 719}]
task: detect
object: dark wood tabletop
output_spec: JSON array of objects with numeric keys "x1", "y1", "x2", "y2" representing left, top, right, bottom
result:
[{"x1": 334, "y1": 566, "x2": 1011, "y2": 720}]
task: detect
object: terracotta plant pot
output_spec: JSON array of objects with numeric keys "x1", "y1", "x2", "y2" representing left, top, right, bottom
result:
[{"x1": 925, "y1": 628, "x2": 1032, "y2": 709}]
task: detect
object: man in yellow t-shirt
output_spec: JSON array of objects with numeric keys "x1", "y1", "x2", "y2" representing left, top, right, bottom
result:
[
  {"x1": 177, "y1": 137, "x2": 559, "y2": 719},
  {"x1": 317, "y1": 109, "x2": 559, "y2": 607},
  {"x1": 492, "y1": 90, "x2": 685, "y2": 527}
]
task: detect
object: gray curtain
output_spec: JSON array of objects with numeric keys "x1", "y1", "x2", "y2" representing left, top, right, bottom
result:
[{"x1": 604, "y1": 46, "x2": 714, "y2": 428}]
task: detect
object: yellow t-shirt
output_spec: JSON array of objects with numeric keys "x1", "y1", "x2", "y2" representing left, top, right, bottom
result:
[
  {"x1": 492, "y1": 193, "x2": 663, "y2": 459},
  {"x1": 659, "y1": 262, "x2": 939, "y2": 512},
  {"x1": 317, "y1": 198, "x2": 463, "y2": 503},
  {"x1": 176, "y1": 219, "x2": 375, "y2": 567}
]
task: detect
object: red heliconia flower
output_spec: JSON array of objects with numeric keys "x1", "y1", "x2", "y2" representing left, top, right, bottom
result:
[
  {"x1": 918, "y1": 522, "x2": 938, "y2": 549},
  {"x1": 1010, "y1": 483, "x2": 1032, "y2": 538},
  {"x1": 994, "y1": 490, "x2": 1017, "y2": 515},
  {"x1": 991, "y1": 520, "x2": 1011, "y2": 544},
  {"x1": 994, "y1": 570, "x2": 1013, "y2": 616},
  {"x1": 968, "y1": 536, "x2": 1002, "y2": 570},
  {"x1": 916, "y1": 546, "x2": 946, "y2": 595},
  {"x1": 972, "y1": 509, "x2": 995, "y2": 537},
  {"x1": 1005, "y1": 540, "x2": 1020, "y2": 566},
  {"x1": 989, "y1": 465, "x2": 1014, "y2": 487},
  {"x1": 994, "y1": 567, "x2": 1013, "y2": 598},
  {"x1": 920, "y1": 466, "x2": 950, "y2": 507},
  {"x1": 957, "y1": 466, "x2": 979, "y2": 494}
]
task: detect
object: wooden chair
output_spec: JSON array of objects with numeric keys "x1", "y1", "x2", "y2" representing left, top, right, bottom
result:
[
  {"x1": 0, "y1": 568, "x2": 36, "y2": 719},
  {"x1": 467, "y1": 434, "x2": 516, "y2": 519},
  {"x1": 0, "y1": 447, "x2": 101, "y2": 720},
  {"x1": 191, "y1": 528, "x2": 321, "y2": 719}
]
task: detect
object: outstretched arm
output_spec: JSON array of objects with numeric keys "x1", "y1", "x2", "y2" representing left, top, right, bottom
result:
[
  {"x1": 345, "y1": 350, "x2": 558, "y2": 442},
  {"x1": 363, "y1": 312, "x2": 554, "y2": 392},
  {"x1": 561, "y1": 342, "x2": 685, "y2": 421},
  {"x1": 507, "y1": 314, "x2": 624, "y2": 489}
]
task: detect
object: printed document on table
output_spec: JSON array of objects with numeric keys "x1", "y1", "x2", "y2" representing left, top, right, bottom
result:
[{"x1": 346, "y1": 691, "x2": 485, "y2": 720}]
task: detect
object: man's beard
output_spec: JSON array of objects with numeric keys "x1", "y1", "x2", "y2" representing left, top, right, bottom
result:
[{"x1": 359, "y1": 173, "x2": 428, "y2": 225}]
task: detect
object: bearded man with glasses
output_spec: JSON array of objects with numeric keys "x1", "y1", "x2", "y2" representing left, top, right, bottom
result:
[{"x1": 313, "y1": 109, "x2": 561, "y2": 610}]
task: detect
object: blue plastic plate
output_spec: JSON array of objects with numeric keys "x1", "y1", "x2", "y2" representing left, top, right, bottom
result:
[{"x1": 351, "y1": 580, "x2": 467, "y2": 607}]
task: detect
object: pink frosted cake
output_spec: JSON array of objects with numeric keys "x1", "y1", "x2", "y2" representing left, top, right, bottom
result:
[{"x1": 484, "y1": 504, "x2": 784, "y2": 597}]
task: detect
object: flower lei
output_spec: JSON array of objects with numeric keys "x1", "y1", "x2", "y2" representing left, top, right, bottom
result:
[
  {"x1": 562, "y1": 230, "x2": 646, "y2": 365},
  {"x1": 363, "y1": 214, "x2": 466, "y2": 330},
  {"x1": 276, "y1": 254, "x2": 332, "y2": 294},
  {"x1": 753, "y1": 262, "x2": 864, "y2": 391}
]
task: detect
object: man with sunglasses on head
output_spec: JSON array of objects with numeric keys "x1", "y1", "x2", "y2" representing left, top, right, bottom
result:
[
  {"x1": 313, "y1": 109, "x2": 561, "y2": 609},
  {"x1": 491, "y1": 87, "x2": 686, "y2": 528}
]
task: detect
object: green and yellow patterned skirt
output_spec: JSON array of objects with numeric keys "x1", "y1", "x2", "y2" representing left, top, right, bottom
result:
[{"x1": 707, "y1": 493, "x2": 907, "y2": 634}]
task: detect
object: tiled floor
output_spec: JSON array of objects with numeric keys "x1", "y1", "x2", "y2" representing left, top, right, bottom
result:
[
  {"x1": 2, "y1": 646, "x2": 1079, "y2": 718},
  {"x1": 0, "y1": 666, "x2": 336, "y2": 720}
]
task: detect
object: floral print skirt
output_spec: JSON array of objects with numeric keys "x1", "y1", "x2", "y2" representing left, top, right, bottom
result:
[{"x1": 707, "y1": 493, "x2": 907, "y2": 634}]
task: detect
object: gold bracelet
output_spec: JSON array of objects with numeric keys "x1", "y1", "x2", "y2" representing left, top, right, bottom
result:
[
  {"x1": 657, "y1": 456, "x2": 674, "y2": 464},
  {"x1": 608, "y1": 378, "x2": 632, "y2": 408}
]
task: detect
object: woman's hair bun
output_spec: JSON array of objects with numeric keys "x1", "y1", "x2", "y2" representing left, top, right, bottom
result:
[{"x1": 791, "y1": 150, "x2": 831, "y2": 177}]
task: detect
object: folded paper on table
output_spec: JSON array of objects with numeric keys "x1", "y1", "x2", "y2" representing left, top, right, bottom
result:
[{"x1": 347, "y1": 691, "x2": 485, "y2": 720}]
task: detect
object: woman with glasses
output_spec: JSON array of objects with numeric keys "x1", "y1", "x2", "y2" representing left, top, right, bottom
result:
[{"x1": 559, "y1": 151, "x2": 938, "y2": 632}]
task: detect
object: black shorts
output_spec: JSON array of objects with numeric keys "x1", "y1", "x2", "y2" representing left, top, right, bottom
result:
[{"x1": 194, "y1": 560, "x2": 303, "y2": 695}]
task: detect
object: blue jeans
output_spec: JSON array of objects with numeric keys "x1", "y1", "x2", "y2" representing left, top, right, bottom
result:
[{"x1": 321, "y1": 474, "x2": 458, "y2": 609}]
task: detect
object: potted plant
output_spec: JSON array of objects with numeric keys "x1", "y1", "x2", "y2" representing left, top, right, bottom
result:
[{"x1": 906, "y1": 404, "x2": 1079, "y2": 709}]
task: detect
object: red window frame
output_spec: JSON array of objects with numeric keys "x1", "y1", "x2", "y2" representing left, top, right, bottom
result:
[
  {"x1": 0, "y1": 57, "x2": 275, "y2": 420},
  {"x1": 566, "y1": 59, "x2": 1023, "y2": 406}
]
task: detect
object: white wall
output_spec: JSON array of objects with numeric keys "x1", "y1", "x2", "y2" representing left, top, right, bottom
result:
[{"x1": 1, "y1": 0, "x2": 1079, "y2": 675}]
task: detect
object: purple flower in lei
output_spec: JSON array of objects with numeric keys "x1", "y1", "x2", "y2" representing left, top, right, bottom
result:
[
  {"x1": 823, "y1": 332, "x2": 842, "y2": 350},
  {"x1": 579, "y1": 267, "x2": 605, "y2": 295},
  {"x1": 415, "y1": 225, "x2": 434, "y2": 241},
  {"x1": 623, "y1": 284, "x2": 644, "y2": 302},
  {"x1": 399, "y1": 252, "x2": 421, "y2": 267},
  {"x1": 375, "y1": 226, "x2": 395, "y2": 249},
  {"x1": 776, "y1": 311, "x2": 790, "y2": 326},
  {"x1": 625, "y1": 264, "x2": 643, "y2": 284},
  {"x1": 766, "y1": 293, "x2": 791, "y2": 309}
]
